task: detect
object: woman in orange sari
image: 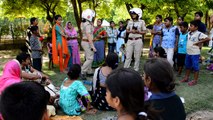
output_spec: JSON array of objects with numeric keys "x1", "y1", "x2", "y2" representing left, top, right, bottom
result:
[{"x1": 52, "y1": 15, "x2": 70, "y2": 72}]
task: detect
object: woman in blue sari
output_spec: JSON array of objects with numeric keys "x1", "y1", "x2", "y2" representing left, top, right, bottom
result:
[{"x1": 92, "y1": 19, "x2": 107, "y2": 68}]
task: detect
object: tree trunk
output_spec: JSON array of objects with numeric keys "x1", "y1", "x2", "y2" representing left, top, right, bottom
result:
[
  {"x1": 205, "y1": 10, "x2": 208, "y2": 27},
  {"x1": 181, "y1": 12, "x2": 188, "y2": 21},
  {"x1": 77, "y1": 0, "x2": 83, "y2": 38},
  {"x1": 78, "y1": 0, "x2": 83, "y2": 21},
  {"x1": 125, "y1": 3, "x2": 133, "y2": 16},
  {"x1": 173, "y1": 2, "x2": 188, "y2": 20},
  {"x1": 10, "y1": 24, "x2": 14, "y2": 43},
  {"x1": 92, "y1": 0, "x2": 95, "y2": 12},
  {"x1": 46, "y1": 9, "x2": 54, "y2": 25},
  {"x1": 0, "y1": 27, "x2": 1, "y2": 42},
  {"x1": 173, "y1": 2, "x2": 180, "y2": 17},
  {"x1": 140, "y1": 4, "x2": 146, "y2": 11},
  {"x1": 71, "y1": 0, "x2": 82, "y2": 38}
]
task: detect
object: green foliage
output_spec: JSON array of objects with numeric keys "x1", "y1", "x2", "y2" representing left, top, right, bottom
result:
[
  {"x1": 0, "y1": 0, "x2": 212, "y2": 38},
  {"x1": 112, "y1": 0, "x2": 207, "y2": 25},
  {"x1": 1, "y1": 0, "x2": 67, "y2": 23},
  {"x1": 205, "y1": 0, "x2": 213, "y2": 9},
  {"x1": 96, "y1": 2, "x2": 112, "y2": 20},
  {"x1": 112, "y1": 5, "x2": 130, "y2": 23},
  {"x1": 63, "y1": 11, "x2": 77, "y2": 27},
  {"x1": 0, "y1": 17, "x2": 28, "y2": 41},
  {"x1": 0, "y1": 18, "x2": 10, "y2": 38}
]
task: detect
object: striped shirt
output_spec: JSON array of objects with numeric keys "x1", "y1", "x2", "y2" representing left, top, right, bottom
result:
[{"x1": 30, "y1": 35, "x2": 42, "y2": 58}]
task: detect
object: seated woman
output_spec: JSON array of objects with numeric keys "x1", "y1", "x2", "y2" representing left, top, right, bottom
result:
[
  {"x1": 92, "y1": 53, "x2": 118, "y2": 110},
  {"x1": 59, "y1": 64, "x2": 96, "y2": 115},
  {"x1": 105, "y1": 68, "x2": 157, "y2": 120},
  {"x1": 0, "y1": 59, "x2": 22, "y2": 94}
]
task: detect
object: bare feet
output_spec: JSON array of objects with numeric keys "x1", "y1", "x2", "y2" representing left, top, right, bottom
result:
[{"x1": 86, "y1": 108, "x2": 97, "y2": 115}]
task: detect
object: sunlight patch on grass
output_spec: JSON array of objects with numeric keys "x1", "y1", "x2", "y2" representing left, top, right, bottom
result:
[
  {"x1": 43, "y1": 70, "x2": 56, "y2": 76},
  {"x1": 202, "y1": 47, "x2": 211, "y2": 50}
]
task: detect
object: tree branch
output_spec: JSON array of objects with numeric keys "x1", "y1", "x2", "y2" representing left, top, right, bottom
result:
[
  {"x1": 173, "y1": 2, "x2": 180, "y2": 17},
  {"x1": 182, "y1": 11, "x2": 188, "y2": 18},
  {"x1": 70, "y1": 0, "x2": 81, "y2": 32},
  {"x1": 51, "y1": 2, "x2": 59, "y2": 13},
  {"x1": 140, "y1": 4, "x2": 146, "y2": 11},
  {"x1": 125, "y1": 3, "x2": 133, "y2": 12}
]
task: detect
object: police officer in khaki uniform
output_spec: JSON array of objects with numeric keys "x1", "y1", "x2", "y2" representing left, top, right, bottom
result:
[
  {"x1": 81, "y1": 9, "x2": 96, "y2": 78},
  {"x1": 124, "y1": 8, "x2": 146, "y2": 71}
]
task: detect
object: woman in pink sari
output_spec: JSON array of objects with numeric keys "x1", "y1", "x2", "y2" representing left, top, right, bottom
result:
[
  {"x1": 65, "y1": 22, "x2": 81, "y2": 67},
  {"x1": 0, "y1": 59, "x2": 22, "y2": 94}
]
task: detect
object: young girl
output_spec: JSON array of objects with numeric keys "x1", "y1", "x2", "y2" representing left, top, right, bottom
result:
[
  {"x1": 119, "y1": 44, "x2": 126, "y2": 62},
  {"x1": 151, "y1": 15, "x2": 164, "y2": 48},
  {"x1": 47, "y1": 37, "x2": 53, "y2": 69},
  {"x1": 117, "y1": 21, "x2": 126, "y2": 62},
  {"x1": 143, "y1": 58, "x2": 186, "y2": 120},
  {"x1": 153, "y1": 46, "x2": 166, "y2": 58},
  {"x1": 52, "y1": 15, "x2": 70, "y2": 73},
  {"x1": 92, "y1": 53, "x2": 118, "y2": 110},
  {"x1": 105, "y1": 68, "x2": 154, "y2": 120},
  {"x1": 107, "y1": 21, "x2": 117, "y2": 53},
  {"x1": 59, "y1": 64, "x2": 96, "y2": 115}
]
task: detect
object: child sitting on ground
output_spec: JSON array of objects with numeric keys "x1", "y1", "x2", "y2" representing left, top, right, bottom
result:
[
  {"x1": 143, "y1": 58, "x2": 186, "y2": 120},
  {"x1": 153, "y1": 46, "x2": 166, "y2": 58},
  {"x1": 59, "y1": 64, "x2": 96, "y2": 115},
  {"x1": 105, "y1": 68, "x2": 156, "y2": 120},
  {"x1": 180, "y1": 20, "x2": 210, "y2": 86}
]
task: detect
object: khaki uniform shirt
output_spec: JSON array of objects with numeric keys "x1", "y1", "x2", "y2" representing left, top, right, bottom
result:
[
  {"x1": 81, "y1": 21, "x2": 94, "y2": 40},
  {"x1": 127, "y1": 20, "x2": 146, "y2": 38}
]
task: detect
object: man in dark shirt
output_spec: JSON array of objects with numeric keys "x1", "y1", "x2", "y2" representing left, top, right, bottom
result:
[
  {"x1": 194, "y1": 11, "x2": 208, "y2": 50},
  {"x1": 194, "y1": 11, "x2": 206, "y2": 33}
]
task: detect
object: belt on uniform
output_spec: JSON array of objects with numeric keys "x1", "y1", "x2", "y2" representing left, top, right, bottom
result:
[
  {"x1": 129, "y1": 37, "x2": 142, "y2": 40},
  {"x1": 82, "y1": 39, "x2": 89, "y2": 42}
]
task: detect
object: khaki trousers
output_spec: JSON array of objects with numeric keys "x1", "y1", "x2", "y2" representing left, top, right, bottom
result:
[
  {"x1": 81, "y1": 41, "x2": 94, "y2": 74},
  {"x1": 124, "y1": 39, "x2": 143, "y2": 71}
]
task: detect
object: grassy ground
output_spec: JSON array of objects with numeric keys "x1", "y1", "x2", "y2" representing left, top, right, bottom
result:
[{"x1": 0, "y1": 46, "x2": 213, "y2": 120}]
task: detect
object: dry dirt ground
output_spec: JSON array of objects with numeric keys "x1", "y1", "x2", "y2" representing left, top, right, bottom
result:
[{"x1": 186, "y1": 110, "x2": 213, "y2": 120}]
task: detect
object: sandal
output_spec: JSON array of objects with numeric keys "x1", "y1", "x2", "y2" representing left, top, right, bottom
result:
[
  {"x1": 188, "y1": 80, "x2": 197, "y2": 86},
  {"x1": 180, "y1": 78, "x2": 189, "y2": 83}
]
